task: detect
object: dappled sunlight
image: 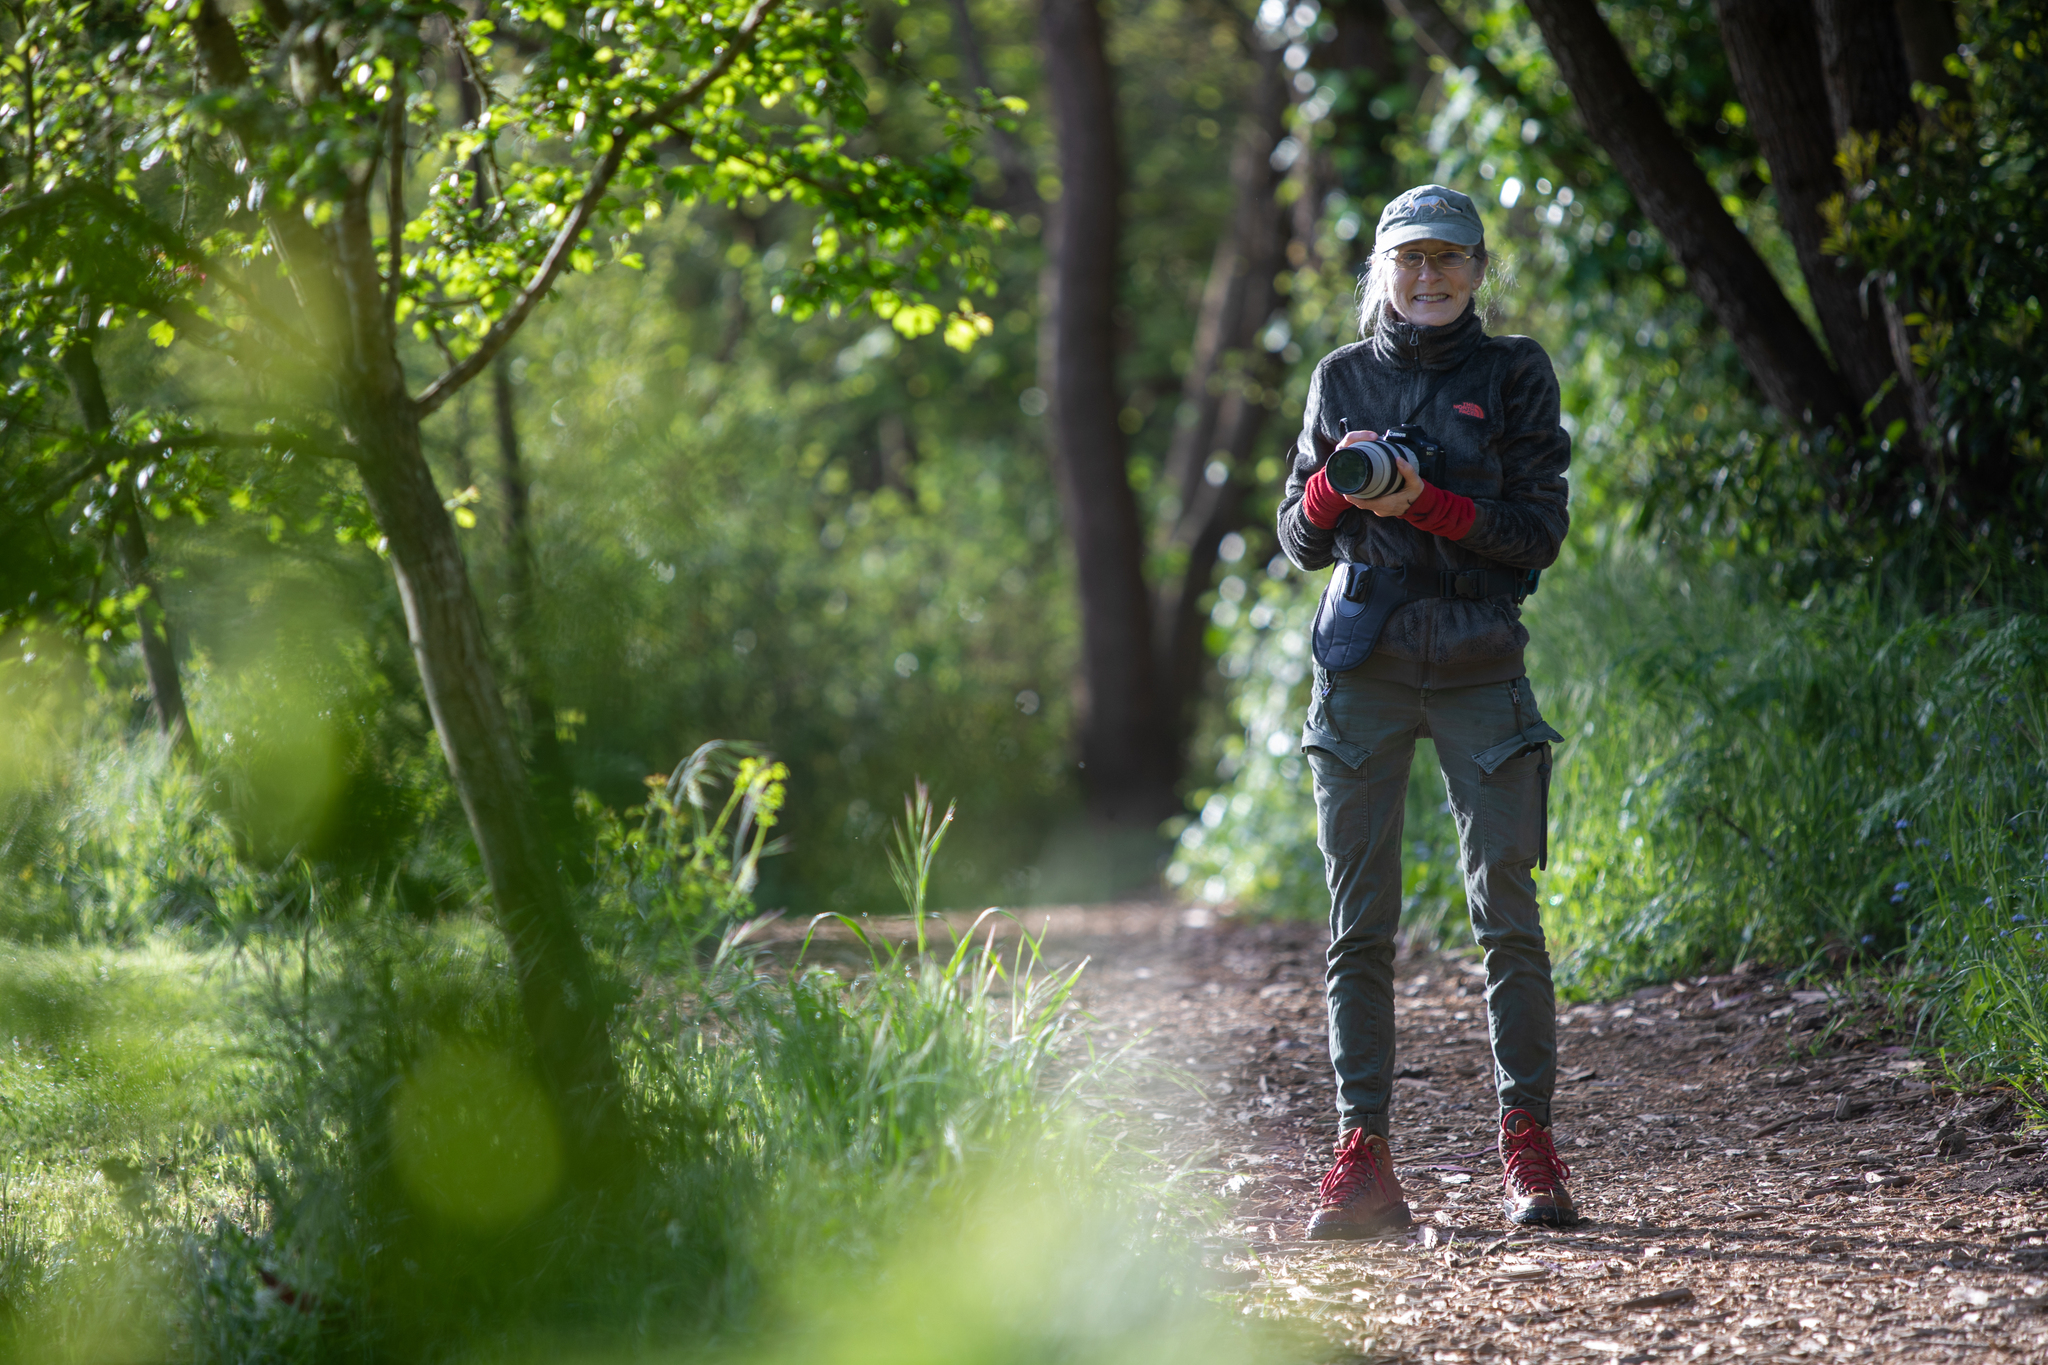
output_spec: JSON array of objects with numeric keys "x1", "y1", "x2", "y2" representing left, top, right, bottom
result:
[{"x1": 0, "y1": 0, "x2": 2042, "y2": 1361}]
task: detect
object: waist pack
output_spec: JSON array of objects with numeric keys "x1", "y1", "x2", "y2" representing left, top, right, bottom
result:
[{"x1": 1312, "y1": 562, "x2": 1539, "y2": 673}]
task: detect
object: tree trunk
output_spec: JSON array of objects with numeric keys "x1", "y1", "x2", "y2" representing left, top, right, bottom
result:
[
  {"x1": 1711, "y1": 0, "x2": 1913, "y2": 446},
  {"x1": 353, "y1": 398, "x2": 621, "y2": 1150},
  {"x1": 61, "y1": 338, "x2": 197, "y2": 762},
  {"x1": 1322, "y1": 0, "x2": 1402, "y2": 209},
  {"x1": 1037, "y1": 0, "x2": 1176, "y2": 825},
  {"x1": 1815, "y1": 0, "x2": 1916, "y2": 144},
  {"x1": 945, "y1": 0, "x2": 1039, "y2": 214},
  {"x1": 189, "y1": 0, "x2": 619, "y2": 1159},
  {"x1": 1814, "y1": 0, "x2": 1938, "y2": 449},
  {"x1": 1154, "y1": 49, "x2": 1291, "y2": 751},
  {"x1": 492, "y1": 350, "x2": 578, "y2": 858},
  {"x1": 1891, "y1": 0, "x2": 1969, "y2": 115},
  {"x1": 1523, "y1": 0, "x2": 1856, "y2": 434},
  {"x1": 339, "y1": 162, "x2": 617, "y2": 1156}
]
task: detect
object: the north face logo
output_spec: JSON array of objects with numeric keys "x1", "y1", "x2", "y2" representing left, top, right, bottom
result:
[{"x1": 1454, "y1": 401, "x2": 1486, "y2": 419}]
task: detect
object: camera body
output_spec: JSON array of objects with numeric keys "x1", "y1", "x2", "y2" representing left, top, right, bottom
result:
[{"x1": 1324, "y1": 424, "x2": 1443, "y2": 501}]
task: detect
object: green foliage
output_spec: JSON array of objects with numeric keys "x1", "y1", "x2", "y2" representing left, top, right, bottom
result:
[
  {"x1": 1529, "y1": 558, "x2": 2047, "y2": 1090},
  {"x1": 0, "y1": 628, "x2": 470, "y2": 941},
  {"x1": 0, "y1": 0, "x2": 1006, "y2": 680},
  {"x1": 0, "y1": 941, "x2": 245, "y2": 1159},
  {"x1": 0, "y1": 669, "x2": 256, "y2": 940},
  {"x1": 0, "y1": 729, "x2": 1282, "y2": 1363},
  {"x1": 1832, "y1": 0, "x2": 2048, "y2": 557},
  {"x1": 588, "y1": 739, "x2": 789, "y2": 964},
  {"x1": 453, "y1": 224, "x2": 1079, "y2": 913},
  {"x1": 0, "y1": 0, "x2": 1003, "y2": 362}
]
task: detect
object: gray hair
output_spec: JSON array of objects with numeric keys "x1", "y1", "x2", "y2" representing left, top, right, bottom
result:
[{"x1": 1355, "y1": 243, "x2": 1503, "y2": 336}]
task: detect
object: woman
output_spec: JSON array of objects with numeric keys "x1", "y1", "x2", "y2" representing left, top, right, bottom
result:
[{"x1": 1276, "y1": 184, "x2": 1577, "y2": 1237}]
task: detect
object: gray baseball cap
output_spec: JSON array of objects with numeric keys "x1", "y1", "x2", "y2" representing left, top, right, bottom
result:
[{"x1": 1374, "y1": 184, "x2": 1485, "y2": 250}]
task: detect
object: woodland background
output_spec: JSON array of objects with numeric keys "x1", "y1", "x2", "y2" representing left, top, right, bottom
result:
[{"x1": 0, "y1": 0, "x2": 2042, "y2": 1360}]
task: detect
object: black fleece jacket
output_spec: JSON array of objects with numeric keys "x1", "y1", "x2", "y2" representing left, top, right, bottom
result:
[{"x1": 1277, "y1": 304, "x2": 1572, "y2": 688}]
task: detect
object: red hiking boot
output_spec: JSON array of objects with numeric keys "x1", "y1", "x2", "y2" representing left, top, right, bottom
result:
[
  {"x1": 1500, "y1": 1109, "x2": 1578, "y2": 1226},
  {"x1": 1305, "y1": 1129, "x2": 1412, "y2": 1240}
]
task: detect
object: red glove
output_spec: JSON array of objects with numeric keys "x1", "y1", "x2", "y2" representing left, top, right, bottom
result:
[
  {"x1": 1402, "y1": 481, "x2": 1476, "y2": 540},
  {"x1": 1304, "y1": 467, "x2": 1476, "y2": 540},
  {"x1": 1302, "y1": 467, "x2": 1352, "y2": 530}
]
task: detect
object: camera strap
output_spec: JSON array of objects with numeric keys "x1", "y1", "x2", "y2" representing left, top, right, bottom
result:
[{"x1": 1399, "y1": 342, "x2": 1483, "y2": 426}]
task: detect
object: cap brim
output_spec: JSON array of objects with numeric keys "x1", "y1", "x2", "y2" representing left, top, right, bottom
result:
[{"x1": 1375, "y1": 221, "x2": 1483, "y2": 249}]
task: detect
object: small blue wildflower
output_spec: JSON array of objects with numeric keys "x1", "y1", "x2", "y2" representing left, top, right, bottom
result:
[
  {"x1": 1894, "y1": 881, "x2": 1910, "y2": 892},
  {"x1": 2016, "y1": 913, "x2": 2029, "y2": 924},
  {"x1": 1895, "y1": 818, "x2": 1910, "y2": 830}
]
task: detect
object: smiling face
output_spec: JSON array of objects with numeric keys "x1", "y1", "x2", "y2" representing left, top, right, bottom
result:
[{"x1": 1386, "y1": 237, "x2": 1485, "y2": 329}]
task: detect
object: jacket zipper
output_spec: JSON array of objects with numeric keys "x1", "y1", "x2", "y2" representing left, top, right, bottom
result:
[{"x1": 1405, "y1": 321, "x2": 1429, "y2": 687}]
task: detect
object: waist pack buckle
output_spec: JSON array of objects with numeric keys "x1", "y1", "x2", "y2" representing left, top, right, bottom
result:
[{"x1": 1441, "y1": 568, "x2": 1488, "y2": 599}]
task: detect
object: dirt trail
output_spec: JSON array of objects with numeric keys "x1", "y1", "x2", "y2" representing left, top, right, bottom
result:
[{"x1": 1023, "y1": 903, "x2": 2048, "y2": 1364}]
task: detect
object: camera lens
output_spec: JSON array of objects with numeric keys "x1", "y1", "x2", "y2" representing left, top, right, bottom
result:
[{"x1": 1325, "y1": 440, "x2": 1403, "y2": 501}]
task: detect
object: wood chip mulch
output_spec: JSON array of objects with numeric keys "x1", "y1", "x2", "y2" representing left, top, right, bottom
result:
[{"x1": 1047, "y1": 904, "x2": 2048, "y2": 1365}]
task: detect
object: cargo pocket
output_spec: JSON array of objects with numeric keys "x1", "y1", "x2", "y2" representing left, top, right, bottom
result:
[
  {"x1": 1305, "y1": 745, "x2": 1371, "y2": 860},
  {"x1": 1477, "y1": 745, "x2": 1547, "y2": 870},
  {"x1": 1473, "y1": 679, "x2": 1565, "y2": 872}
]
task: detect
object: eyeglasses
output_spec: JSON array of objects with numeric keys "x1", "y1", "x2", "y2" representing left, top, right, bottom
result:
[{"x1": 1385, "y1": 248, "x2": 1475, "y2": 272}]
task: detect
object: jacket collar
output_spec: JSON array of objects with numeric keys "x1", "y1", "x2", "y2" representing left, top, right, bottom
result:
[{"x1": 1368, "y1": 301, "x2": 1485, "y2": 371}]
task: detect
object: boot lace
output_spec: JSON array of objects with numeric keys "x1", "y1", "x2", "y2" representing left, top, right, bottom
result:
[
  {"x1": 1318, "y1": 1132, "x2": 1378, "y2": 1208},
  {"x1": 1501, "y1": 1121, "x2": 1570, "y2": 1196}
]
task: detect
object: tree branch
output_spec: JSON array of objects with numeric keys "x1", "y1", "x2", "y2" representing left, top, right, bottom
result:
[
  {"x1": 1386, "y1": 0, "x2": 1617, "y2": 196},
  {"x1": 58, "y1": 332, "x2": 197, "y2": 759},
  {"x1": 386, "y1": 70, "x2": 406, "y2": 322},
  {"x1": 0, "y1": 180, "x2": 319, "y2": 361},
  {"x1": 189, "y1": 0, "x2": 351, "y2": 333},
  {"x1": 21, "y1": 431, "x2": 290, "y2": 517},
  {"x1": 413, "y1": 0, "x2": 788, "y2": 416},
  {"x1": 1522, "y1": 0, "x2": 1856, "y2": 432}
]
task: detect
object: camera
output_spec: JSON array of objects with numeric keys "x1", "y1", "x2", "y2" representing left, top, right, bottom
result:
[{"x1": 1324, "y1": 424, "x2": 1443, "y2": 501}]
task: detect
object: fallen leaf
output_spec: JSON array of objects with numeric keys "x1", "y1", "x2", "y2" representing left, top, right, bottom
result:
[
  {"x1": 1752, "y1": 1113, "x2": 1809, "y2": 1138},
  {"x1": 1618, "y1": 1286, "x2": 1696, "y2": 1309}
]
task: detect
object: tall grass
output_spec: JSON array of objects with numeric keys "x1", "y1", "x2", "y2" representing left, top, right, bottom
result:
[
  {"x1": 1178, "y1": 545, "x2": 2048, "y2": 1092},
  {"x1": 0, "y1": 690, "x2": 1287, "y2": 1363}
]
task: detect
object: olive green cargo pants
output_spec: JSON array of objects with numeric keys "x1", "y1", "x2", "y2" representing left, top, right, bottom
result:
[{"x1": 1302, "y1": 669, "x2": 1566, "y2": 1138}]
